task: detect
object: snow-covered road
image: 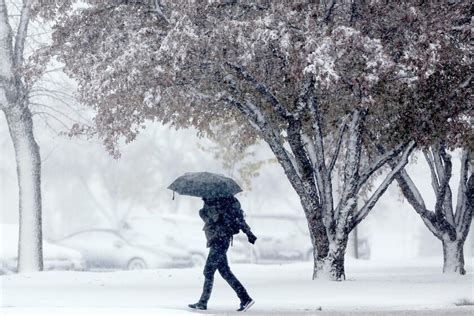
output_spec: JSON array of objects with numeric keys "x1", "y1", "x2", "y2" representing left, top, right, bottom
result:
[{"x1": 1, "y1": 259, "x2": 473, "y2": 315}]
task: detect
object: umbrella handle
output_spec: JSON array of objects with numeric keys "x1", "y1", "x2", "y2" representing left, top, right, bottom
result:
[{"x1": 172, "y1": 191, "x2": 175, "y2": 200}]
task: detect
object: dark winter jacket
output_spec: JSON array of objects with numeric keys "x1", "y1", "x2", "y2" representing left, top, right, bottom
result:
[{"x1": 199, "y1": 197, "x2": 253, "y2": 247}]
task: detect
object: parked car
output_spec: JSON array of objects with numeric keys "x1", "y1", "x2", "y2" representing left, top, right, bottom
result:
[
  {"x1": 0, "y1": 224, "x2": 85, "y2": 273},
  {"x1": 236, "y1": 215, "x2": 314, "y2": 263},
  {"x1": 241, "y1": 215, "x2": 371, "y2": 262},
  {"x1": 54, "y1": 229, "x2": 193, "y2": 270},
  {"x1": 123, "y1": 215, "x2": 249, "y2": 265}
]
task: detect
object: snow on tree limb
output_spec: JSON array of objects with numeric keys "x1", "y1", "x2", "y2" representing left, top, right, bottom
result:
[
  {"x1": 423, "y1": 149, "x2": 440, "y2": 193},
  {"x1": 328, "y1": 117, "x2": 347, "y2": 175},
  {"x1": 0, "y1": 0, "x2": 14, "y2": 100},
  {"x1": 322, "y1": 0, "x2": 337, "y2": 23},
  {"x1": 352, "y1": 141, "x2": 416, "y2": 229},
  {"x1": 357, "y1": 142, "x2": 406, "y2": 192},
  {"x1": 454, "y1": 150, "x2": 468, "y2": 228},
  {"x1": 225, "y1": 62, "x2": 290, "y2": 119},
  {"x1": 13, "y1": 0, "x2": 32, "y2": 67}
]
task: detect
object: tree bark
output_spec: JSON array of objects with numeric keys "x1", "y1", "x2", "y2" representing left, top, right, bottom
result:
[
  {"x1": 300, "y1": 197, "x2": 330, "y2": 279},
  {"x1": 441, "y1": 238, "x2": 466, "y2": 275},
  {"x1": 319, "y1": 234, "x2": 349, "y2": 280},
  {"x1": 3, "y1": 104, "x2": 43, "y2": 272}
]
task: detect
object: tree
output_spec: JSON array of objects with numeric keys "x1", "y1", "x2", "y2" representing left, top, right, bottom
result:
[
  {"x1": 48, "y1": 0, "x2": 428, "y2": 280},
  {"x1": 0, "y1": 0, "x2": 86, "y2": 272},
  {"x1": 360, "y1": 1, "x2": 472, "y2": 275},
  {"x1": 0, "y1": 0, "x2": 43, "y2": 272}
]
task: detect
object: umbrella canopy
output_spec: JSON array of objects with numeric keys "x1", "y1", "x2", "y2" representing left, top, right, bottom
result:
[{"x1": 168, "y1": 172, "x2": 242, "y2": 198}]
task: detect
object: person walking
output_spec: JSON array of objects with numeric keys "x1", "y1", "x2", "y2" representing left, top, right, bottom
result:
[{"x1": 188, "y1": 196, "x2": 257, "y2": 312}]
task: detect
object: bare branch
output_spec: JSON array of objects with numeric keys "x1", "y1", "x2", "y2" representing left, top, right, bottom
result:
[
  {"x1": 30, "y1": 102, "x2": 86, "y2": 126},
  {"x1": 33, "y1": 111, "x2": 70, "y2": 131}
]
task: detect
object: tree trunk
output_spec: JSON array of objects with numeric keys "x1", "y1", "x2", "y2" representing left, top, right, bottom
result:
[
  {"x1": 300, "y1": 200, "x2": 331, "y2": 279},
  {"x1": 315, "y1": 237, "x2": 349, "y2": 281},
  {"x1": 3, "y1": 104, "x2": 43, "y2": 272},
  {"x1": 441, "y1": 238, "x2": 466, "y2": 275},
  {"x1": 301, "y1": 198, "x2": 350, "y2": 281}
]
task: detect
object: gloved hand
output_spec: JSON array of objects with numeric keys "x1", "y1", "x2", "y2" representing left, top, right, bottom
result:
[{"x1": 247, "y1": 232, "x2": 257, "y2": 244}]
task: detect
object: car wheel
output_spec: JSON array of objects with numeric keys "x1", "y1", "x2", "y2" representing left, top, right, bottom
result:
[
  {"x1": 127, "y1": 258, "x2": 147, "y2": 270},
  {"x1": 191, "y1": 253, "x2": 206, "y2": 267}
]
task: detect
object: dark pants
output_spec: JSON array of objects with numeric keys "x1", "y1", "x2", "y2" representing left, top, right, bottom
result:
[{"x1": 198, "y1": 239, "x2": 250, "y2": 305}]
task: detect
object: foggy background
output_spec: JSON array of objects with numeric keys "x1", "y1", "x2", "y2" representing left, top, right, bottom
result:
[{"x1": 2, "y1": 105, "x2": 472, "y2": 261}]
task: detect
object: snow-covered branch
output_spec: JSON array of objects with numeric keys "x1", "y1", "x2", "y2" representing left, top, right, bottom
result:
[
  {"x1": 13, "y1": 0, "x2": 32, "y2": 67},
  {"x1": 301, "y1": 132, "x2": 324, "y2": 204},
  {"x1": 332, "y1": 110, "x2": 364, "y2": 232},
  {"x1": 0, "y1": 0, "x2": 14, "y2": 105},
  {"x1": 225, "y1": 62, "x2": 290, "y2": 119},
  {"x1": 436, "y1": 147, "x2": 455, "y2": 226},
  {"x1": 459, "y1": 174, "x2": 474, "y2": 236},
  {"x1": 307, "y1": 94, "x2": 327, "y2": 174},
  {"x1": 423, "y1": 149, "x2": 440, "y2": 193},
  {"x1": 432, "y1": 146, "x2": 447, "y2": 186},
  {"x1": 151, "y1": 0, "x2": 168, "y2": 23},
  {"x1": 395, "y1": 168, "x2": 442, "y2": 237},
  {"x1": 224, "y1": 96, "x2": 262, "y2": 131},
  {"x1": 455, "y1": 150, "x2": 468, "y2": 227},
  {"x1": 328, "y1": 118, "x2": 347, "y2": 175},
  {"x1": 352, "y1": 141, "x2": 416, "y2": 229},
  {"x1": 224, "y1": 95, "x2": 305, "y2": 194},
  {"x1": 323, "y1": 0, "x2": 337, "y2": 23},
  {"x1": 357, "y1": 142, "x2": 406, "y2": 190},
  {"x1": 292, "y1": 76, "x2": 314, "y2": 119},
  {"x1": 287, "y1": 118, "x2": 316, "y2": 189}
]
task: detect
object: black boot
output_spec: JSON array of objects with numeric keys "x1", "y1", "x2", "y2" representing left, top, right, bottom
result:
[
  {"x1": 188, "y1": 302, "x2": 207, "y2": 310},
  {"x1": 236, "y1": 298, "x2": 255, "y2": 312}
]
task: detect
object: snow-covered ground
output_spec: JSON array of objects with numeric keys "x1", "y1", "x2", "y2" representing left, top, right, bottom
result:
[{"x1": 1, "y1": 258, "x2": 473, "y2": 315}]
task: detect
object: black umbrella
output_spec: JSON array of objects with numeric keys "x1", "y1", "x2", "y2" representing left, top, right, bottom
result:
[{"x1": 168, "y1": 172, "x2": 242, "y2": 198}]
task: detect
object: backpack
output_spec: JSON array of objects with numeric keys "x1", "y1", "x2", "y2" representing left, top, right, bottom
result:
[{"x1": 220, "y1": 197, "x2": 245, "y2": 236}]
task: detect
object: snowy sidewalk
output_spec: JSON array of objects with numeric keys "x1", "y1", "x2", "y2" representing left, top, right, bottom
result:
[{"x1": 1, "y1": 259, "x2": 473, "y2": 315}]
